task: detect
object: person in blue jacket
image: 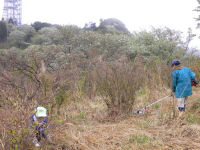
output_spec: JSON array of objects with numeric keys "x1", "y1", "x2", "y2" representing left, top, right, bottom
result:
[{"x1": 171, "y1": 59, "x2": 195, "y2": 112}]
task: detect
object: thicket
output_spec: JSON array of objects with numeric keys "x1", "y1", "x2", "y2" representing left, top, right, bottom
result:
[{"x1": 0, "y1": 21, "x2": 199, "y2": 149}]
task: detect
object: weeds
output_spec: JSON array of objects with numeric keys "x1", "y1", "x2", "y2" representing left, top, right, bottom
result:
[
  {"x1": 185, "y1": 113, "x2": 200, "y2": 124},
  {"x1": 121, "y1": 144, "x2": 132, "y2": 150},
  {"x1": 69, "y1": 112, "x2": 87, "y2": 120},
  {"x1": 191, "y1": 98, "x2": 200, "y2": 112},
  {"x1": 0, "y1": 105, "x2": 32, "y2": 149},
  {"x1": 128, "y1": 134, "x2": 153, "y2": 145},
  {"x1": 153, "y1": 103, "x2": 160, "y2": 109}
]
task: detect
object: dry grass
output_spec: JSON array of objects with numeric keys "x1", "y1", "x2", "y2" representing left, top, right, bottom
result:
[
  {"x1": 63, "y1": 88, "x2": 200, "y2": 150},
  {"x1": 0, "y1": 83, "x2": 200, "y2": 150},
  {"x1": 0, "y1": 58, "x2": 199, "y2": 149},
  {"x1": 2, "y1": 88, "x2": 200, "y2": 150}
]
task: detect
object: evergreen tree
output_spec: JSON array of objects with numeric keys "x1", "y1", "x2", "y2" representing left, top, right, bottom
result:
[
  {"x1": 194, "y1": 0, "x2": 200, "y2": 28},
  {"x1": 31, "y1": 21, "x2": 52, "y2": 31},
  {"x1": 0, "y1": 21, "x2": 7, "y2": 42}
]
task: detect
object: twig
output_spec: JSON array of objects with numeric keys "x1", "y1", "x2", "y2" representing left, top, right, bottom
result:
[{"x1": 0, "y1": 139, "x2": 5, "y2": 150}]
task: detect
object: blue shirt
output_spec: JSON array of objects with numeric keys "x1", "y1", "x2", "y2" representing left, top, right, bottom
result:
[{"x1": 172, "y1": 66, "x2": 195, "y2": 98}]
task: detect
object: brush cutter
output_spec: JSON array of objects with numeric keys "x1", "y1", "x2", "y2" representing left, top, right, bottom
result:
[
  {"x1": 135, "y1": 95, "x2": 172, "y2": 114},
  {"x1": 135, "y1": 77, "x2": 198, "y2": 114}
]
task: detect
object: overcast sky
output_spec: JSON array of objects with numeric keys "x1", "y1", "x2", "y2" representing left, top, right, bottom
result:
[{"x1": 0, "y1": 0, "x2": 200, "y2": 49}]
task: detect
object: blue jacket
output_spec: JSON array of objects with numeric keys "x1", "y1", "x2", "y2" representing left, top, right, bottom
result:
[
  {"x1": 29, "y1": 114, "x2": 48, "y2": 134},
  {"x1": 172, "y1": 66, "x2": 195, "y2": 98}
]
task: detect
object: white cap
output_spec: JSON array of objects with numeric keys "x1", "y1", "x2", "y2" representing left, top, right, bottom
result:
[{"x1": 35, "y1": 106, "x2": 47, "y2": 117}]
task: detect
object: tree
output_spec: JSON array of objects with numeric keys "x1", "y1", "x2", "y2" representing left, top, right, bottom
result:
[
  {"x1": 130, "y1": 28, "x2": 186, "y2": 62},
  {"x1": 5, "y1": 22, "x2": 16, "y2": 35},
  {"x1": 194, "y1": 0, "x2": 200, "y2": 28},
  {"x1": 0, "y1": 21, "x2": 7, "y2": 42},
  {"x1": 31, "y1": 21, "x2": 52, "y2": 31},
  {"x1": 8, "y1": 18, "x2": 15, "y2": 25},
  {"x1": 98, "y1": 18, "x2": 130, "y2": 34},
  {"x1": 84, "y1": 22, "x2": 97, "y2": 31},
  {"x1": 17, "y1": 25, "x2": 35, "y2": 42},
  {"x1": 31, "y1": 27, "x2": 61, "y2": 45},
  {"x1": 8, "y1": 30, "x2": 26, "y2": 48},
  {"x1": 184, "y1": 28, "x2": 196, "y2": 51}
]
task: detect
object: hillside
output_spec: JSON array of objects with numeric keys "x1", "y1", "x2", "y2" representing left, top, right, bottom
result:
[
  {"x1": 6, "y1": 87, "x2": 197, "y2": 150},
  {"x1": 47, "y1": 87, "x2": 200, "y2": 150},
  {"x1": 0, "y1": 21, "x2": 200, "y2": 150}
]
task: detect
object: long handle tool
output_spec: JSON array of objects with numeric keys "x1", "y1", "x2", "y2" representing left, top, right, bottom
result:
[{"x1": 135, "y1": 95, "x2": 171, "y2": 114}]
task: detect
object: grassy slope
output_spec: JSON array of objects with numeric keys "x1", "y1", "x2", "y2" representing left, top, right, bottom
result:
[
  {"x1": 2, "y1": 87, "x2": 198, "y2": 150},
  {"x1": 37, "y1": 87, "x2": 200, "y2": 150}
]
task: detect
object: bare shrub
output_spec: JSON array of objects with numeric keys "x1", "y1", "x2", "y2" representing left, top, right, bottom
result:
[
  {"x1": 145, "y1": 58, "x2": 171, "y2": 89},
  {"x1": 0, "y1": 49, "x2": 42, "y2": 102},
  {"x1": 93, "y1": 59, "x2": 146, "y2": 114},
  {"x1": 187, "y1": 59, "x2": 200, "y2": 81},
  {"x1": 0, "y1": 47, "x2": 81, "y2": 107}
]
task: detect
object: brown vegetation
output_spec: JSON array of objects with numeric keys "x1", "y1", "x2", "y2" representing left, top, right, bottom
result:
[
  {"x1": 0, "y1": 49, "x2": 199, "y2": 149},
  {"x1": 0, "y1": 23, "x2": 199, "y2": 149}
]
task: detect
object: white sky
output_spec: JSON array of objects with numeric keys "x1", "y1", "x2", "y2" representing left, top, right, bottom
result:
[{"x1": 0, "y1": 0, "x2": 200, "y2": 49}]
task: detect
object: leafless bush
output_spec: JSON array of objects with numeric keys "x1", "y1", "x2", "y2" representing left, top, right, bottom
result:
[
  {"x1": 187, "y1": 59, "x2": 200, "y2": 81},
  {"x1": 0, "y1": 47, "x2": 82, "y2": 107},
  {"x1": 0, "y1": 50, "x2": 41, "y2": 102},
  {"x1": 93, "y1": 58, "x2": 146, "y2": 114},
  {"x1": 145, "y1": 59, "x2": 171, "y2": 89}
]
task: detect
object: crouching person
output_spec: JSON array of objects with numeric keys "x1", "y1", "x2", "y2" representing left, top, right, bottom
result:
[{"x1": 29, "y1": 106, "x2": 50, "y2": 147}]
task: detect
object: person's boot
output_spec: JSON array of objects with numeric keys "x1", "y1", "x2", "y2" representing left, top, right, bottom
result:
[
  {"x1": 35, "y1": 143, "x2": 40, "y2": 147},
  {"x1": 33, "y1": 137, "x2": 40, "y2": 147}
]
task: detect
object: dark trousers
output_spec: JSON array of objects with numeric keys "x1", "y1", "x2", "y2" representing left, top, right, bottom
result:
[
  {"x1": 35, "y1": 129, "x2": 47, "y2": 142},
  {"x1": 178, "y1": 106, "x2": 185, "y2": 111}
]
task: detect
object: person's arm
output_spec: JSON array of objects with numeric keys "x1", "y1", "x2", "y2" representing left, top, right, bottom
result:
[{"x1": 190, "y1": 69, "x2": 195, "y2": 80}]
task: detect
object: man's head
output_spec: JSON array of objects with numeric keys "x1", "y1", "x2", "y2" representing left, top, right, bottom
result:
[{"x1": 171, "y1": 59, "x2": 180, "y2": 68}]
